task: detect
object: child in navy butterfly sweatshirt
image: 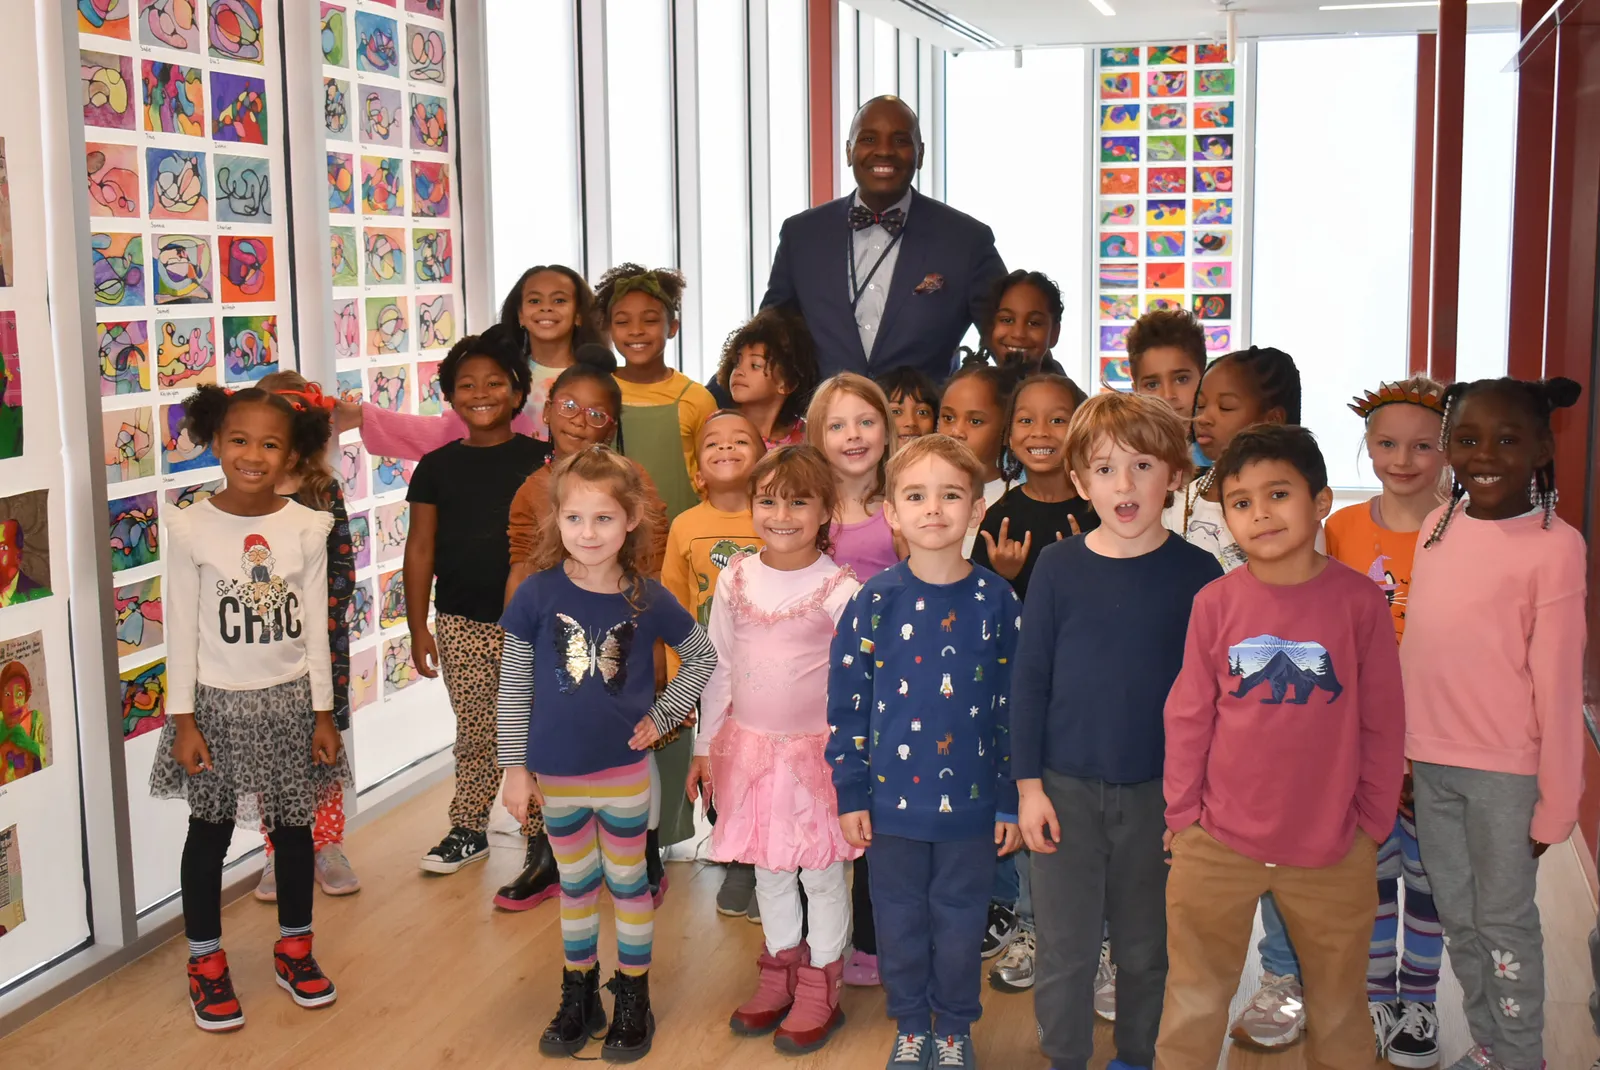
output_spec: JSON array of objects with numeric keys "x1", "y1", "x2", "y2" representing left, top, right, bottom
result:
[{"x1": 827, "y1": 435, "x2": 1021, "y2": 1069}]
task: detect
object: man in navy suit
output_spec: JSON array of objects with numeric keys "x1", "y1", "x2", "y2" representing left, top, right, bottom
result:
[{"x1": 761, "y1": 95, "x2": 1006, "y2": 385}]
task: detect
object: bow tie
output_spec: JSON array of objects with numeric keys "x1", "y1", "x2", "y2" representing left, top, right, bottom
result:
[{"x1": 849, "y1": 205, "x2": 905, "y2": 236}]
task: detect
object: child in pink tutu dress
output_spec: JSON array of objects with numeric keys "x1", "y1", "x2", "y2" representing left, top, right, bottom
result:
[{"x1": 685, "y1": 444, "x2": 862, "y2": 1056}]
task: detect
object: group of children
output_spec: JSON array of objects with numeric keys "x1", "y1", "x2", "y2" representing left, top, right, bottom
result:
[{"x1": 151, "y1": 258, "x2": 1588, "y2": 1070}]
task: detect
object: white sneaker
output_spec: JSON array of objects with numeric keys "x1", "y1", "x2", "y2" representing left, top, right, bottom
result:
[
  {"x1": 1228, "y1": 971, "x2": 1306, "y2": 1049},
  {"x1": 1368, "y1": 1000, "x2": 1397, "y2": 1059},
  {"x1": 1093, "y1": 938, "x2": 1117, "y2": 1022}
]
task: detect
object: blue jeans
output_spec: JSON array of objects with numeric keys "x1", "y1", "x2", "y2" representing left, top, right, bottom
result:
[{"x1": 1258, "y1": 892, "x2": 1302, "y2": 978}]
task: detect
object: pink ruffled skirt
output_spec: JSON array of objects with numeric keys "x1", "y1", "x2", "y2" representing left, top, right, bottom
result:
[{"x1": 708, "y1": 718, "x2": 863, "y2": 872}]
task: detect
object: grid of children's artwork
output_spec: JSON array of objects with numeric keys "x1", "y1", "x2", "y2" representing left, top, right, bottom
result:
[
  {"x1": 1094, "y1": 42, "x2": 1241, "y2": 390},
  {"x1": 323, "y1": 0, "x2": 461, "y2": 712}
]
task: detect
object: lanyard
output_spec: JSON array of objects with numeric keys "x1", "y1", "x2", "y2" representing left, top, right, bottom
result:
[{"x1": 848, "y1": 224, "x2": 904, "y2": 312}]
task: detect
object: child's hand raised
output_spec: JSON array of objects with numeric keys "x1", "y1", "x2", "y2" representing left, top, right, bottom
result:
[
  {"x1": 412, "y1": 628, "x2": 440, "y2": 679},
  {"x1": 840, "y1": 810, "x2": 873, "y2": 849},
  {"x1": 171, "y1": 716, "x2": 212, "y2": 775},
  {"x1": 995, "y1": 821, "x2": 1022, "y2": 856},
  {"x1": 685, "y1": 756, "x2": 713, "y2": 803},
  {"x1": 503, "y1": 766, "x2": 539, "y2": 823},
  {"x1": 1018, "y1": 785, "x2": 1060, "y2": 854},
  {"x1": 978, "y1": 519, "x2": 1031, "y2": 581},
  {"x1": 630, "y1": 716, "x2": 663, "y2": 750}
]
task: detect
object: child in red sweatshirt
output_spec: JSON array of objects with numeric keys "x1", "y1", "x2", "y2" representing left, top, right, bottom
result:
[{"x1": 1156, "y1": 425, "x2": 1405, "y2": 1070}]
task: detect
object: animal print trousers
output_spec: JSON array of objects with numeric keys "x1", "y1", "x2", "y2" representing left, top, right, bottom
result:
[{"x1": 436, "y1": 614, "x2": 544, "y2": 838}]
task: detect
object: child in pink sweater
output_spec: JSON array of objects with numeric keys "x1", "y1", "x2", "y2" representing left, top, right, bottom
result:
[{"x1": 1403, "y1": 376, "x2": 1587, "y2": 1070}]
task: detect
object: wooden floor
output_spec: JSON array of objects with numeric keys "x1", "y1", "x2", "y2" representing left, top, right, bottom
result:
[{"x1": 8, "y1": 778, "x2": 1600, "y2": 1069}]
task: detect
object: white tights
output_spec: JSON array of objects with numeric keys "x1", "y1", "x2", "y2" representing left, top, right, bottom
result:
[{"x1": 754, "y1": 861, "x2": 850, "y2": 967}]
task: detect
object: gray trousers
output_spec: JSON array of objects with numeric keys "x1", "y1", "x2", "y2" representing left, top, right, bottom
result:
[
  {"x1": 1031, "y1": 772, "x2": 1168, "y2": 1070},
  {"x1": 1412, "y1": 761, "x2": 1544, "y2": 1070}
]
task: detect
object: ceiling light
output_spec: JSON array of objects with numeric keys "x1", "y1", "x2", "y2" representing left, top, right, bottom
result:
[
  {"x1": 1318, "y1": 0, "x2": 1515, "y2": 8},
  {"x1": 1086, "y1": 0, "x2": 1116, "y2": 15}
]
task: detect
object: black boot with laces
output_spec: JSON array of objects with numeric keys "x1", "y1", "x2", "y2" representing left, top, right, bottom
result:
[
  {"x1": 539, "y1": 967, "x2": 606, "y2": 1056},
  {"x1": 601, "y1": 969, "x2": 655, "y2": 1062},
  {"x1": 493, "y1": 831, "x2": 560, "y2": 910}
]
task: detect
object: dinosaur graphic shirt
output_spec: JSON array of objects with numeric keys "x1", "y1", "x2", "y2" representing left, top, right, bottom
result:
[
  {"x1": 1164, "y1": 559, "x2": 1406, "y2": 868},
  {"x1": 1324, "y1": 500, "x2": 1421, "y2": 642},
  {"x1": 660, "y1": 502, "x2": 763, "y2": 684}
]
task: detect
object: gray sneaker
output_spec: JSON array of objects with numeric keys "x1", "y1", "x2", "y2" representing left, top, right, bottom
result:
[
  {"x1": 254, "y1": 853, "x2": 277, "y2": 902},
  {"x1": 989, "y1": 928, "x2": 1035, "y2": 992},
  {"x1": 1228, "y1": 971, "x2": 1306, "y2": 1049},
  {"x1": 1093, "y1": 939, "x2": 1117, "y2": 1022},
  {"x1": 716, "y1": 862, "x2": 756, "y2": 917},
  {"x1": 314, "y1": 845, "x2": 361, "y2": 895},
  {"x1": 745, "y1": 891, "x2": 761, "y2": 924}
]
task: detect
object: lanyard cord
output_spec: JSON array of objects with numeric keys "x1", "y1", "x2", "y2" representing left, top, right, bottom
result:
[{"x1": 848, "y1": 225, "x2": 904, "y2": 312}]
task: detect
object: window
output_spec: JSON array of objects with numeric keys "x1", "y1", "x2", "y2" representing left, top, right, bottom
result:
[
  {"x1": 1455, "y1": 31, "x2": 1518, "y2": 386},
  {"x1": 837, "y1": 3, "x2": 857, "y2": 198},
  {"x1": 872, "y1": 17, "x2": 897, "y2": 98},
  {"x1": 697, "y1": 0, "x2": 751, "y2": 368},
  {"x1": 606, "y1": 0, "x2": 676, "y2": 270},
  {"x1": 767, "y1": 0, "x2": 809, "y2": 267}
]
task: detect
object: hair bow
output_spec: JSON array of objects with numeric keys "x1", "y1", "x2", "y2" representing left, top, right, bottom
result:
[{"x1": 274, "y1": 383, "x2": 337, "y2": 414}]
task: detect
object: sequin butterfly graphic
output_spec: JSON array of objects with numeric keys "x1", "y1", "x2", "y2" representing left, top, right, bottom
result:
[{"x1": 554, "y1": 614, "x2": 635, "y2": 695}]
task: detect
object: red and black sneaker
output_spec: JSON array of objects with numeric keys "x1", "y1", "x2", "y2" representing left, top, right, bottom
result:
[
  {"x1": 187, "y1": 950, "x2": 245, "y2": 1032},
  {"x1": 273, "y1": 934, "x2": 338, "y2": 1008}
]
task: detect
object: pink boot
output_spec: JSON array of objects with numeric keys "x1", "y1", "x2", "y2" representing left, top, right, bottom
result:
[
  {"x1": 729, "y1": 942, "x2": 805, "y2": 1035},
  {"x1": 773, "y1": 956, "x2": 845, "y2": 1054}
]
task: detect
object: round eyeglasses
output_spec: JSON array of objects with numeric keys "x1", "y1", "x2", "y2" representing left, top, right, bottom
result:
[{"x1": 552, "y1": 396, "x2": 614, "y2": 429}]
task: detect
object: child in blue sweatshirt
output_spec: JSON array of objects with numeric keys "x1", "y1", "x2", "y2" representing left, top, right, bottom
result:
[{"x1": 828, "y1": 434, "x2": 1022, "y2": 1070}]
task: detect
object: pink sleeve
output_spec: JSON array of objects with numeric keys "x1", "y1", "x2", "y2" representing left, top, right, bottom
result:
[
  {"x1": 693, "y1": 565, "x2": 738, "y2": 756},
  {"x1": 1528, "y1": 535, "x2": 1589, "y2": 845},
  {"x1": 1354, "y1": 591, "x2": 1407, "y2": 844},
  {"x1": 1163, "y1": 594, "x2": 1220, "y2": 832},
  {"x1": 359, "y1": 405, "x2": 540, "y2": 461}
]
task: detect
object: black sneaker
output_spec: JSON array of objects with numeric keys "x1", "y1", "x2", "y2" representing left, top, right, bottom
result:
[
  {"x1": 1385, "y1": 999, "x2": 1439, "y2": 1069},
  {"x1": 419, "y1": 826, "x2": 489, "y2": 874},
  {"x1": 601, "y1": 970, "x2": 655, "y2": 1062},
  {"x1": 980, "y1": 901, "x2": 1019, "y2": 959},
  {"x1": 540, "y1": 967, "x2": 606, "y2": 1056}
]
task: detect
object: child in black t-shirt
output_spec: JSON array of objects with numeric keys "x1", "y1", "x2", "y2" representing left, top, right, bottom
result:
[{"x1": 405, "y1": 324, "x2": 552, "y2": 880}]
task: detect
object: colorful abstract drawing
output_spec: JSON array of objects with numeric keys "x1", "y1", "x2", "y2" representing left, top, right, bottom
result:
[
  {"x1": 151, "y1": 233, "x2": 212, "y2": 305},
  {"x1": 1144, "y1": 294, "x2": 1186, "y2": 313},
  {"x1": 1098, "y1": 294, "x2": 1137, "y2": 321},
  {"x1": 1098, "y1": 47, "x2": 1137, "y2": 68},
  {"x1": 360, "y1": 86, "x2": 402, "y2": 147},
  {"x1": 1145, "y1": 199, "x2": 1186, "y2": 226},
  {"x1": 327, "y1": 153, "x2": 354, "y2": 213},
  {"x1": 1192, "y1": 293, "x2": 1232, "y2": 320},
  {"x1": 219, "y1": 235, "x2": 273, "y2": 303},
  {"x1": 360, "y1": 156, "x2": 402, "y2": 215},
  {"x1": 412, "y1": 228, "x2": 452, "y2": 283},
  {"x1": 1193, "y1": 262, "x2": 1232, "y2": 289},
  {"x1": 1145, "y1": 263, "x2": 1184, "y2": 290},
  {"x1": 1195, "y1": 134, "x2": 1233, "y2": 161},
  {"x1": 1194, "y1": 166, "x2": 1232, "y2": 193},
  {"x1": 350, "y1": 646, "x2": 376, "y2": 712},
  {"x1": 1195, "y1": 102, "x2": 1234, "y2": 129},
  {"x1": 0, "y1": 634, "x2": 51, "y2": 787},
  {"x1": 0, "y1": 491, "x2": 51, "y2": 604},
  {"x1": 1145, "y1": 231, "x2": 1184, "y2": 257},
  {"x1": 1099, "y1": 104, "x2": 1139, "y2": 131},
  {"x1": 406, "y1": 0, "x2": 445, "y2": 14},
  {"x1": 365, "y1": 297, "x2": 409, "y2": 356},
  {"x1": 208, "y1": 0, "x2": 262, "y2": 62},
  {"x1": 0, "y1": 314, "x2": 19, "y2": 459},
  {"x1": 210, "y1": 72, "x2": 266, "y2": 143},
  {"x1": 108, "y1": 491, "x2": 159, "y2": 572},
  {"x1": 348, "y1": 511, "x2": 370, "y2": 569},
  {"x1": 411, "y1": 160, "x2": 449, "y2": 218},
  {"x1": 86, "y1": 143, "x2": 139, "y2": 218},
  {"x1": 330, "y1": 227, "x2": 358, "y2": 287},
  {"x1": 79, "y1": 0, "x2": 130, "y2": 39},
  {"x1": 113, "y1": 576, "x2": 162, "y2": 657},
  {"x1": 1098, "y1": 264, "x2": 1137, "y2": 289},
  {"x1": 1099, "y1": 232, "x2": 1137, "y2": 259},
  {"x1": 355, "y1": 11, "x2": 399, "y2": 73},
  {"x1": 373, "y1": 501, "x2": 407, "y2": 562},
  {"x1": 347, "y1": 579, "x2": 375, "y2": 642},
  {"x1": 1099, "y1": 169, "x2": 1137, "y2": 195},
  {"x1": 141, "y1": 61, "x2": 204, "y2": 136},
  {"x1": 165, "y1": 478, "x2": 221, "y2": 509},
  {"x1": 0, "y1": 141, "x2": 12, "y2": 288},
  {"x1": 1147, "y1": 167, "x2": 1186, "y2": 194},
  {"x1": 104, "y1": 406, "x2": 155, "y2": 482},
  {"x1": 409, "y1": 93, "x2": 449, "y2": 151},
  {"x1": 1147, "y1": 104, "x2": 1186, "y2": 130},
  {"x1": 98, "y1": 321, "x2": 149, "y2": 395},
  {"x1": 1197, "y1": 69, "x2": 1235, "y2": 96},
  {"x1": 369, "y1": 364, "x2": 408, "y2": 412},
  {"x1": 324, "y1": 78, "x2": 350, "y2": 140},
  {"x1": 1196, "y1": 43, "x2": 1230, "y2": 64},
  {"x1": 1099, "y1": 199, "x2": 1136, "y2": 227},
  {"x1": 363, "y1": 226, "x2": 405, "y2": 284},
  {"x1": 335, "y1": 370, "x2": 363, "y2": 406},
  {"x1": 1099, "y1": 73, "x2": 1136, "y2": 100},
  {"x1": 1204, "y1": 325, "x2": 1233, "y2": 352},
  {"x1": 321, "y1": 3, "x2": 347, "y2": 65},
  {"x1": 1193, "y1": 197, "x2": 1233, "y2": 225},
  {"x1": 1147, "y1": 45, "x2": 1187, "y2": 65},
  {"x1": 332, "y1": 298, "x2": 359, "y2": 360},
  {"x1": 1192, "y1": 229, "x2": 1232, "y2": 256},
  {"x1": 383, "y1": 635, "x2": 419, "y2": 695},
  {"x1": 82, "y1": 51, "x2": 134, "y2": 130},
  {"x1": 406, "y1": 24, "x2": 446, "y2": 83},
  {"x1": 93, "y1": 234, "x2": 144, "y2": 307},
  {"x1": 416, "y1": 360, "x2": 443, "y2": 414},
  {"x1": 1100, "y1": 355, "x2": 1132, "y2": 388},
  {"x1": 1100, "y1": 136, "x2": 1139, "y2": 163},
  {"x1": 155, "y1": 317, "x2": 215, "y2": 389},
  {"x1": 222, "y1": 315, "x2": 277, "y2": 382},
  {"x1": 372, "y1": 455, "x2": 413, "y2": 495},
  {"x1": 1147, "y1": 71, "x2": 1187, "y2": 98},
  {"x1": 338, "y1": 442, "x2": 368, "y2": 501},
  {"x1": 147, "y1": 147, "x2": 207, "y2": 221},
  {"x1": 161, "y1": 403, "x2": 217, "y2": 473},
  {"x1": 377, "y1": 568, "x2": 405, "y2": 629},
  {"x1": 139, "y1": 0, "x2": 200, "y2": 51},
  {"x1": 1146, "y1": 134, "x2": 1185, "y2": 162},
  {"x1": 120, "y1": 659, "x2": 167, "y2": 741},
  {"x1": 417, "y1": 295, "x2": 453, "y2": 350},
  {"x1": 214, "y1": 154, "x2": 271, "y2": 223},
  {"x1": 1099, "y1": 326, "x2": 1130, "y2": 353}
]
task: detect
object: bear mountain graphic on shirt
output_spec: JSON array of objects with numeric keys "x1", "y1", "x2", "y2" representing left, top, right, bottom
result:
[{"x1": 1226, "y1": 634, "x2": 1343, "y2": 704}]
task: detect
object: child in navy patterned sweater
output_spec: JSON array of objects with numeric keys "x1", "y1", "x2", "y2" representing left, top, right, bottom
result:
[{"x1": 827, "y1": 434, "x2": 1022, "y2": 1070}]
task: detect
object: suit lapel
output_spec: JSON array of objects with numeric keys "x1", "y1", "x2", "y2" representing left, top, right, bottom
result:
[
  {"x1": 821, "y1": 196, "x2": 869, "y2": 368},
  {"x1": 873, "y1": 190, "x2": 928, "y2": 360}
]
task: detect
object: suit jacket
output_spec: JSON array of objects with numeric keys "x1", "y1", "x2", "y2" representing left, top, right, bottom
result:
[{"x1": 761, "y1": 190, "x2": 1006, "y2": 384}]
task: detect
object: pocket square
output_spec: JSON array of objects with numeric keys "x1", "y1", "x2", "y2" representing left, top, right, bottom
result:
[{"x1": 913, "y1": 273, "x2": 945, "y2": 295}]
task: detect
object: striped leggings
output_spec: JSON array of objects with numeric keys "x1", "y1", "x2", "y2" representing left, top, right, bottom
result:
[
  {"x1": 542, "y1": 759, "x2": 653, "y2": 975},
  {"x1": 1369, "y1": 808, "x2": 1442, "y2": 1002}
]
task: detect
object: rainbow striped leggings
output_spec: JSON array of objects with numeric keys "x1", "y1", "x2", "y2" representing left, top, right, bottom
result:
[{"x1": 541, "y1": 759, "x2": 654, "y2": 975}]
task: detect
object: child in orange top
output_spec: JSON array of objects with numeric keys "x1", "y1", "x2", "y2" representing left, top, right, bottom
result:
[{"x1": 715, "y1": 307, "x2": 818, "y2": 449}]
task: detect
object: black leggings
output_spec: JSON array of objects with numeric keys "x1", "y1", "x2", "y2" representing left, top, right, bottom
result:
[
  {"x1": 181, "y1": 817, "x2": 313, "y2": 943},
  {"x1": 852, "y1": 855, "x2": 876, "y2": 954}
]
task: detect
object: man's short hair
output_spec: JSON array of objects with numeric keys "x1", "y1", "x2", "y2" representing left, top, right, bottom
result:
[
  {"x1": 885, "y1": 434, "x2": 984, "y2": 500},
  {"x1": 1213, "y1": 424, "x2": 1329, "y2": 496}
]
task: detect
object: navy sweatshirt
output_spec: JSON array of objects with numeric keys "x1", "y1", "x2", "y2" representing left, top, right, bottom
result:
[
  {"x1": 826, "y1": 561, "x2": 1019, "y2": 841},
  {"x1": 1010, "y1": 533, "x2": 1221, "y2": 783}
]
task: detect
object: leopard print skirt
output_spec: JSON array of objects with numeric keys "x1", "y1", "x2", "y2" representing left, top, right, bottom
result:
[{"x1": 149, "y1": 673, "x2": 353, "y2": 832}]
